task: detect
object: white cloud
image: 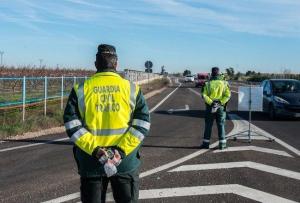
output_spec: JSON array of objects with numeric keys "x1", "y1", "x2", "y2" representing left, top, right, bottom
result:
[
  {"x1": 144, "y1": 0, "x2": 300, "y2": 37},
  {"x1": 1, "y1": 0, "x2": 300, "y2": 37}
]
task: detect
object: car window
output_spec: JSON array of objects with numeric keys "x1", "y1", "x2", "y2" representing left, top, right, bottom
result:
[{"x1": 272, "y1": 80, "x2": 300, "y2": 93}]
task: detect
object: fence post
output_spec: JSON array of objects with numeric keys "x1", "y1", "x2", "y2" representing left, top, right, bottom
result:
[
  {"x1": 22, "y1": 76, "x2": 26, "y2": 122},
  {"x1": 44, "y1": 76, "x2": 47, "y2": 116},
  {"x1": 73, "y1": 76, "x2": 77, "y2": 86},
  {"x1": 61, "y1": 76, "x2": 64, "y2": 110}
]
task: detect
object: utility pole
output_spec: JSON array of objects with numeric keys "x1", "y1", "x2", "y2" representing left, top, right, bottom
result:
[
  {"x1": 0, "y1": 51, "x2": 4, "y2": 66},
  {"x1": 39, "y1": 58, "x2": 43, "y2": 68}
]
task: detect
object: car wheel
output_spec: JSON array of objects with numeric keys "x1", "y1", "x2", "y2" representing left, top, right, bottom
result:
[{"x1": 269, "y1": 104, "x2": 277, "y2": 120}]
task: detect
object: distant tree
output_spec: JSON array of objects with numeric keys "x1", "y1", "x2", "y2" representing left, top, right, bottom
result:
[
  {"x1": 225, "y1": 67, "x2": 235, "y2": 79},
  {"x1": 246, "y1": 70, "x2": 252, "y2": 76},
  {"x1": 183, "y1": 69, "x2": 191, "y2": 76},
  {"x1": 161, "y1": 66, "x2": 166, "y2": 75},
  {"x1": 234, "y1": 72, "x2": 242, "y2": 80}
]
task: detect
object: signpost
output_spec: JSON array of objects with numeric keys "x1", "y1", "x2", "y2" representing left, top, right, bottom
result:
[{"x1": 145, "y1": 61, "x2": 153, "y2": 88}]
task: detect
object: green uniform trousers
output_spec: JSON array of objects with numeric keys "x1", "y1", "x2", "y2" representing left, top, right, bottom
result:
[
  {"x1": 80, "y1": 167, "x2": 139, "y2": 203},
  {"x1": 203, "y1": 105, "x2": 227, "y2": 147}
]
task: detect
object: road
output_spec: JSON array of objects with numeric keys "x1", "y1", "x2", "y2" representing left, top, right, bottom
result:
[{"x1": 0, "y1": 81, "x2": 299, "y2": 203}]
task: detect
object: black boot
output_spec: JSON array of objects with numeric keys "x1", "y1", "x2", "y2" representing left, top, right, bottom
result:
[{"x1": 200, "y1": 143, "x2": 209, "y2": 149}]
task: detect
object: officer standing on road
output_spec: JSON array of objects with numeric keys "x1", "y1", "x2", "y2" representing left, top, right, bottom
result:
[
  {"x1": 200, "y1": 67, "x2": 231, "y2": 149},
  {"x1": 63, "y1": 44, "x2": 150, "y2": 203}
]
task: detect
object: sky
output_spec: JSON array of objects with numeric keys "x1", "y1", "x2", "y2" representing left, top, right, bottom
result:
[{"x1": 0, "y1": 0, "x2": 300, "y2": 74}]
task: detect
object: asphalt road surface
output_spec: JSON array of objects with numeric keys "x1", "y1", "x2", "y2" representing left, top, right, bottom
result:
[{"x1": 0, "y1": 81, "x2": 299, "y2": 203}]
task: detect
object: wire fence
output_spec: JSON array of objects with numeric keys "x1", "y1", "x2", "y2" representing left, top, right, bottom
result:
[{"x1": 0, "y1": 70, "x2": 162, "y2": 123}]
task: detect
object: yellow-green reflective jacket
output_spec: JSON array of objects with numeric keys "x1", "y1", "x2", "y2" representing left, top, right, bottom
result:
[
  {"x1": 202, "y1": 77, "x2": 231, "y2": 105},
  {"x1": 63, "y1": 71, "x2": 150, "y2": 176}
]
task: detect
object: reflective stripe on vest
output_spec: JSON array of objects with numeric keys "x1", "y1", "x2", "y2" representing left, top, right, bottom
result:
[
  {"x1": 77, "y1": 82, "x2": 85, "y2": 119},
  {"x1": 130, "y1": 82, "x2": 136, "y2": 112},
  {"x1": 132, "y1": 119, "x2": 151, "y2": 130},
  {"x1": 70, "y1": 128, "x2": 88, "y2": 143},
  {"x1": 129, "y1": 127, "x2": 145, "y2": 141},
  {"x1": 89, "y1": 128, "x2": 127, "y2": 136},
  {"x1": 207, "y1": 82, "x2": 211, "y2": 96},
  {"x1": 65, "y1": 119, "x2": 82, "y2": 130}
]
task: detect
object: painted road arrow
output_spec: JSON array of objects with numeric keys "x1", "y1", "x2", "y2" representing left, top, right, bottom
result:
[
  {"x1": 167, "y1": 104, "x2": 189, "y2": 114},
  {"x1": 169, "y1": 161, "x2": 300, "y2": 180},
  {"x1": 213, "y1": 146, "x2": 293, "y2": 158}
]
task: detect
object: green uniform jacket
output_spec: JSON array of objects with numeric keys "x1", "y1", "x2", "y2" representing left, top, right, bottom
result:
[
  {"x1": 63, "y1": 70, "x2": 150, "y2": 177},
  {"x1": 202, "y1": 76, "x2": 231, "y2": 106}
]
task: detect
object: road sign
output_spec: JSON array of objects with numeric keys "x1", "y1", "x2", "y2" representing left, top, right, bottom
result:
[
  {"x1": 145, "y1": 61, "x2": 153, "y2": 69},
  {"x1": 145, "y1": 61, "x2": 153, "y2": 73}
]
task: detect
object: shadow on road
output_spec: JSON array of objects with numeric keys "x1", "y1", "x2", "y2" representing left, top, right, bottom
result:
[{"x1": 154, "y1": 110, "x2": 206, "y2": 118}]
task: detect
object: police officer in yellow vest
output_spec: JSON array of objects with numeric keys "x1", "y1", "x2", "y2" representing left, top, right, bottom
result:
[
  {"x1": 201, "y1": 67, "x2": 231, "y2": 149},
  {"x1": 63, "y1": 44, "x2": 150, "y2": 203}
]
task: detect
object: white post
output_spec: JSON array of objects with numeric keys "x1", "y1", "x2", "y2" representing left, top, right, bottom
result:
[
  {"x1": 61, "y1": 76, "x2": 64, "y2": 110},
  {"x1": 73, "y1": 76, "x2": 77, "y2": 86},
  {"x1": 22, "y1": 76, "x2": 26, "y2": 122},
  {"x1": 44, "y1": 76, "x2": 47, "y2": 116}
]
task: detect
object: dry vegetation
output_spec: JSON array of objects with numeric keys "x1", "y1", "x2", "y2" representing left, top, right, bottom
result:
[{"x1": 0, "y1": 65, "x2": 95, "y2": 77}]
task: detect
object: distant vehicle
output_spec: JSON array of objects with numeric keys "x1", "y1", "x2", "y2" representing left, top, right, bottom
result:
[
  {"x1": 261, "y1": 79, "x2": 300, "y2": 119},
  {"x1": 195, "y1": 73, "x2": 209, "y2": 87},
  {"x1": 184, "y1": 75, "x2": 194, "y2": 82}
]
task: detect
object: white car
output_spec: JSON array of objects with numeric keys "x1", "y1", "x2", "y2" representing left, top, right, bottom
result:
[{"x1": 184, "y1": 75, "x2": 194, "y2": 82}]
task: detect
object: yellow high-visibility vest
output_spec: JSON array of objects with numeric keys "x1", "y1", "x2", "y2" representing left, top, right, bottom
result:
[
  {"x1": 70, "y1": 72, "x2": 145, "y2": 156},
  {"x1": 202, "y1": 79, "x2": 231, "y2": 105}
]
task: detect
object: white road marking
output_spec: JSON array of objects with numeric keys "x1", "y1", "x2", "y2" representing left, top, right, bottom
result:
[
  {"x1": 42, "y1": 192, "x2": 80, "y2": 203},
  {"x1": 0, "y1": 137, "x2": 69, "y2": 153},
  {"x1": 213, "y1": 146, "x2": 293, "y2": 157},
  {"x1": 140, "y1": 141, "x2": 219, "y2": 178},
  {"x1": 149, "y1": 83, "x2": 182, "y2": 113},
  {"x1": 41, "y1": 142, "x2": 221, "y2": 203},
  {"x1": 188, "y1": 88, "x2": 201, "y2": 96},
  {"x1": 169, "y1": 161, "x2": 300, "y2": 180},
  {"x1": 106, "y1": 184, "x2": 297, "y2": 203},
  {"x1": 167, "y1": 104, "x2": 189, "y2": 114},
  {"x1": 228, "y1": 114, "x2": 300, "y2": 156}
]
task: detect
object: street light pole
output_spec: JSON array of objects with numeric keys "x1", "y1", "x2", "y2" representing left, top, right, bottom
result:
[{"x1": 0, "y1": 51, "x2": 4, "y2": 66}]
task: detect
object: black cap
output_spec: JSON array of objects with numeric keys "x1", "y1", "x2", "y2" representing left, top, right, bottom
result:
[
  {"x1": 97, "y1": 44, "x2": 117, "y2": 56},
  {"x1": 211, "y1": 67, "x2": 220, "y2": 76}
]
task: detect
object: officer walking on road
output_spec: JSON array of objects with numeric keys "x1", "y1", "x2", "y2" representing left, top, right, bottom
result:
[
  {"x1": 63, "y1": 44, "x2": 150, "y2": 203},
  {"x1": 201, "y1": 67, "x2": 231, "y2": 149}
]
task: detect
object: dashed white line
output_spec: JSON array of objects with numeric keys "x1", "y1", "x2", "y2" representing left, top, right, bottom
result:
[{"x1": 149, "y1": 83, "x2": 182, "y2": 113}]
